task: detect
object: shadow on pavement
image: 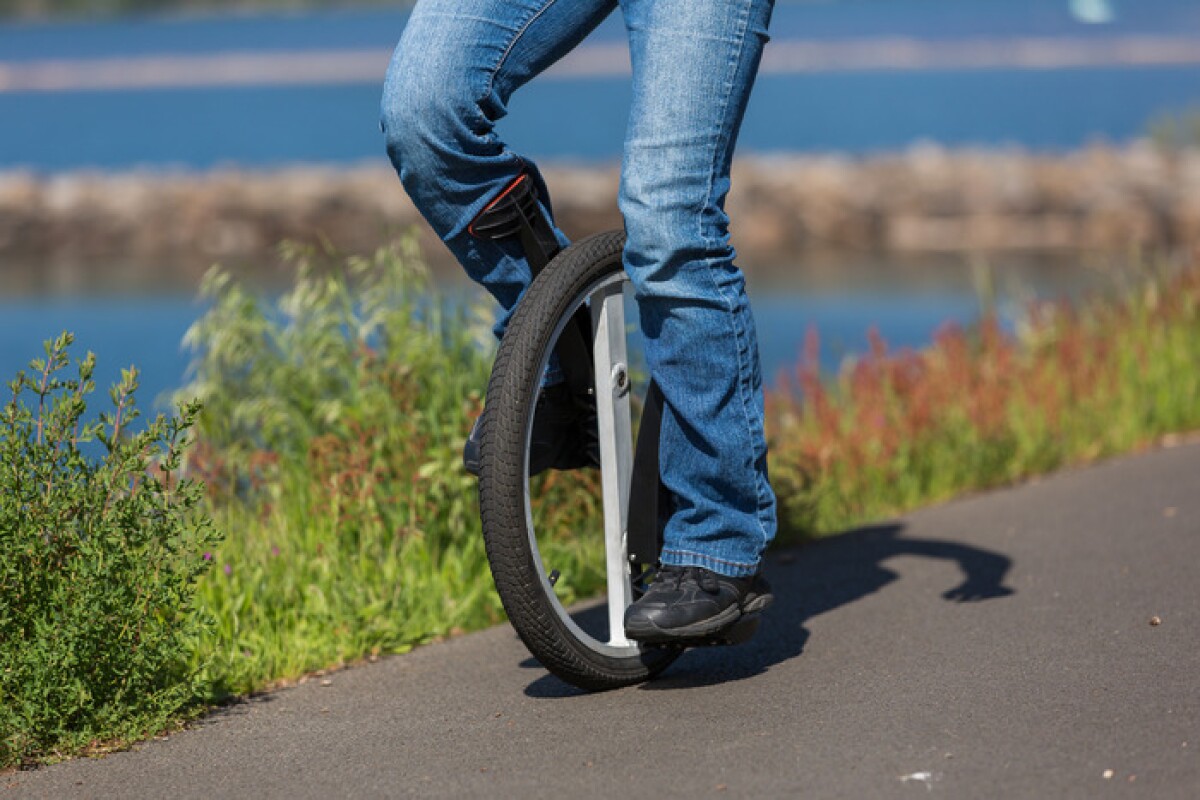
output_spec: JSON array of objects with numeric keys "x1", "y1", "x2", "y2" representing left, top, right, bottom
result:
[
  {"x1": 524, "y1": 523, "x2": 1015, "y2": 698},
  {"x1": 189, "y1": 690, "x2": 278, "y2": 729}
]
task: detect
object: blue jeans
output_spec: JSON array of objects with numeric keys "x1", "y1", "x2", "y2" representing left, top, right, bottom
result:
[{"x1": 381, "y1": 0, "x2": 777, "y2": 577}]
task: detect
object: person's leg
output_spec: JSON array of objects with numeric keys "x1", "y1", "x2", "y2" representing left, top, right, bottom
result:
[
  {"x1": 380, "y1": 0, "x2": 615, "y2": 340},
  {"x1": 618, "y1": 0, "x2": 777, "y2": 580}
]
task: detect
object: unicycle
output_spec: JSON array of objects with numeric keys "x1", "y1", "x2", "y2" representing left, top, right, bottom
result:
[
  {"x1": 476, "y1": 224, "x2": 685, "y2": 690},
  {"x1": 469, "y1": 174, "x2": 769, "y2": 689}
]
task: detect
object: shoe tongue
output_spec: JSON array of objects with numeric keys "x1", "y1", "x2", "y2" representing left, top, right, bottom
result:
[
  {"x1": 660, "y1": 566, "x2": 720, "y2": 593},
  {"x1": 655, "y1": 565, "x2": 684, "y2": 589},
  {"x1": 694, "y1": 568, "x2": 719, "y2": 593}
]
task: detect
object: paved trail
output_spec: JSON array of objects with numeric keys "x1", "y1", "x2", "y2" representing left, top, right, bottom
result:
[{"x1": 9, "y1": 444, "x2": 1200, "y2": 799}]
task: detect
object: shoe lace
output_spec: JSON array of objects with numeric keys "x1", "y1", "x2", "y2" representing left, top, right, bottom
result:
[{"x1": 654, "y1": 564, "x2": 719, "y2": 594}]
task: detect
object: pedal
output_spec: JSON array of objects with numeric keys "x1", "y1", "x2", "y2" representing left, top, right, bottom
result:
[{"x1": 462, "y1": 416, "x2": 482, "y2": 476}]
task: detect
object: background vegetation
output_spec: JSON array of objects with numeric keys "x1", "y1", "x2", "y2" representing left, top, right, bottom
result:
[
  {"x1": 767, "y1": 262, "x2": 1200, "y2": 533},
  {"x1": 5, "y1": 240, "x2": 1200, "y2": 769},
  {"x1": 179, "y1": 240, "x2": 504, "y2": 694},
  {"x1": 182, "y1": 240, "x2": 1200, "y2": 702},
  {"x1": 1, "y1": 335, "x2": 219, "y2": 768}
]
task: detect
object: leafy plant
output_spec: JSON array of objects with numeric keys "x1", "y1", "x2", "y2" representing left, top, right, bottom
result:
[
  {"x1": 184, "y1": 239, "x2": 1200, "y2": 697},
  {"x1": 11, "y1": 235, "x2": 1200, "y2": 770},
  {"x1": 0, "y1": 333, "x2": 219, "y2": 769},
  {"x1": 181, "y1": 239, "x2": 519, "y2": 693},
  {"x1": 767, "y1": 258, "x2": 1200, "y2": 537}
]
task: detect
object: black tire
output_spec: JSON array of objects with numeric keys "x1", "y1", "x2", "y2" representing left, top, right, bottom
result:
[{"x1": 478, "y1": 230, "x2": 680, "y2": 691}]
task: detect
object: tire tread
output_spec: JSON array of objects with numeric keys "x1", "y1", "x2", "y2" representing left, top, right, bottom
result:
[{"x1": 478, "y1": 231, "x2": 679, "y2": 691}]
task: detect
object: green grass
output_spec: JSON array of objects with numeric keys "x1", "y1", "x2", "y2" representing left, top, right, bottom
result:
[
  {"x1": 766, "y1": 264, "x2": 1200, "y2": 536},
  {"x1": 6, "y1": 239, "x2": 1200, "y2": 768},
  {"x1": 185, "y1": 242, "x2": 1200, "y2": 699},
  {"x1": 177, "y1": 239, "x2": 508, "y2": 695},
  {"x1": 184, "y1": 239, "x2": 635, "y2": 696}
]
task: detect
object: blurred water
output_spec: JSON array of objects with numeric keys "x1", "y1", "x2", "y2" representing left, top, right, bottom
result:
[
  {"x1": 2, "y1": 0, "x2": 1195, "y2": 62},
  {"x1": 0, "y1": 251, "x2": 1125, "y2": 411},
  {"x1": 3, "y1": 1, "x2": 1200, "y2": 168},
  {"x1": 5, "y1": 63, "x2": 1199, "y2": 170},
  {"x1": 0, "y1": 294, "x2": 199, "y2": 416},
  {"x1": 0, "y1": 1, "x2": 1180, "y2": 406}
]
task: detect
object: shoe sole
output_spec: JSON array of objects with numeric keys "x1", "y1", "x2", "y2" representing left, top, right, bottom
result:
[{"x1": 625, "y1": 590, "x2": 775, "y2": 646}]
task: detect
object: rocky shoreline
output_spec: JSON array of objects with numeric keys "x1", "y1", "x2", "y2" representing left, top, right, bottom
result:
[{"x1": 2, "y1": 142, "x2": 1197, "y2": 280}]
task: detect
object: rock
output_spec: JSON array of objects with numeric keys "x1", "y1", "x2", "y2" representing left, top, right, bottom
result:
[{"x1": 2, "y1": 143, "x2": 1198, "y2": 275}]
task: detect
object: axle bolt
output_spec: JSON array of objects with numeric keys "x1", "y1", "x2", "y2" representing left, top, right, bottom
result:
[{"x1": 612, "y1": 363, "x2": 629, "y2": 394}]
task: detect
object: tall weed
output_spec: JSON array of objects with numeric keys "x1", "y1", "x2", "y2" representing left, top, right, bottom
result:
[
  {"x1": 182, "y1": 240, "x2": 511, "y2": 694},
  {"x1": 156, "y1": 237, "x2": 1200, "y2": 702},
  {"x1": 767, "y1": 258, "x2": 1200, "y2": 536},
  {"x1": 0, "y1": 334, "x2": 218, "y2": 769},
  {"x1": 16, "y1": 240, "x2": 1200, "y2": 767}
]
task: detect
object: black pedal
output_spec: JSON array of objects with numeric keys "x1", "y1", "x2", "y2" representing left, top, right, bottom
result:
[{"x1": 468, "y1": 173, "x2": 560, "y2": 275}]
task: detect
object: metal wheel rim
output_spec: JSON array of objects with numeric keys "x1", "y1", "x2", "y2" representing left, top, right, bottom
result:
[{"x1": 520, "y1": 269, "x2": 644, "y2": 659}]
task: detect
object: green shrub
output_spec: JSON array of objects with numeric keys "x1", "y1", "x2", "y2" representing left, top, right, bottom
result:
[
  {"x1": 767, "y1": 260, "x2": 1200, "y2": 537},
  {"x1": 184, "y1": 240, "x2": 1200, "y2": 696},
  {"x1": 182, "y1": 240, "x2": 518, "y2": 693},
  {"x1": 0, "y1": 333, "x2": 219, "y2": 769}
]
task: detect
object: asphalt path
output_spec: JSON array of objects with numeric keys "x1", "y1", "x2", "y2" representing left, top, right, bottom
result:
[{"x1": 8, "y1": 444, "x2": 1200, "y2": 799}]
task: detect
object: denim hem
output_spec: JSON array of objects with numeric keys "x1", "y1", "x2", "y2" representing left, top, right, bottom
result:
[{"x1": 660, "y1": 548, "x2": 760, "y2": 578}]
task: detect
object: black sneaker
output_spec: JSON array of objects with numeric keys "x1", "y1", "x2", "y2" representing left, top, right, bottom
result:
[
  {"x1": 463, "y1": 383, "x2": 599, "y2": 477},
  {"x1": 624, "y1": 564, "x2": 773, "y2": 645}
]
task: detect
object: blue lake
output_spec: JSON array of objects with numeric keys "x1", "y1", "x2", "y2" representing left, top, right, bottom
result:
[
  {"x1": 0, "y1": 291, "x2": 983, "y2": 416},
  {"x1": 2, "y1": 0, "x2": 1200, "y2": 169},
  {"x1": 0, "y1": 252, "x2": 1120, "y2": 413},
  {"x1": 0, "y1": 1, "x2": 1182, "y2": 410},
  {"x1": 3, "y1": 1, "x2": 1196, "y2": 63},
  {"x1": 7, "y1": 64, "x2": 1200, "y2": 170}
]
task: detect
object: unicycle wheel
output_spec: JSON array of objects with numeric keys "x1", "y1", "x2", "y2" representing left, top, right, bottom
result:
[{"x1": 478, "y1": 230, "x2": 680, "y2": 691}]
